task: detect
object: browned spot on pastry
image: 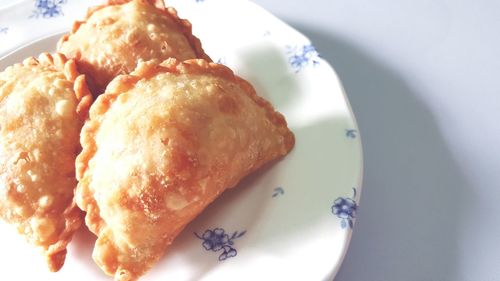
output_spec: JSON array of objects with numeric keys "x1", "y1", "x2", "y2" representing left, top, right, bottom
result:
[{"x1": 218, "y1": 95, "x2": 240, "y2": 114}]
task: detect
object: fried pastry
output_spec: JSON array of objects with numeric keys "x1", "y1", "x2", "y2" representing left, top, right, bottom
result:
[
  {"x1": 76, "y1": 59, "x2": 295, "y2": 281},
  {"x1": 0, "y1": 53, "x2": 92, "y2": 271},
  {"x1": 57, "y1": 0, "x2": 211, "y2": 95}
]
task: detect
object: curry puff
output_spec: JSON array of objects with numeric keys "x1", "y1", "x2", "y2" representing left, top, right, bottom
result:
[
  {"x1": 76, "y1": 59, "x2": 295, "y2": 281},
  {"x1": 0, "y1": 53, "x2": 92, "y2": 271},
  {"x1": 57, "y1": 0, "x2": 210, "y2": 94}
]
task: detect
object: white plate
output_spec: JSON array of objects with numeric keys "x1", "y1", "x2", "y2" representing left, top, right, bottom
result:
[{"x1": 0, "y1": 0, "x2": 363, "y2": 280}]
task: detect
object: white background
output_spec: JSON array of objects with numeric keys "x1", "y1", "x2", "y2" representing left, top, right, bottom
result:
[{"x1": 251, "y1": 0, "x2": 500, "y2": 280}]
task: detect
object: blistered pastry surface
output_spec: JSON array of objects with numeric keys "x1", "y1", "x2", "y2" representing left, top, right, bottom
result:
[
  {"x1": 58, "y1": 0, "x2": 210, "y2": 93},
  {"x1": 0, "y1": 53, "x2": 91, "y2": 271},
  {"x1": 76, "y1": 59, "x2": 294, "y2": 280}
]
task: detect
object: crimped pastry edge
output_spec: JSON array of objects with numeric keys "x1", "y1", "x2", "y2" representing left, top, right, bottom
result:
[
  {"x1": 20, "y1": 52, "x2": 93, "y2": 121},
  {"x1": 7, "y1": 52, "x2": 93, "y2": 272},
  {"x1": 56, "y1": 0, "x2": 211, "y2": 63}
]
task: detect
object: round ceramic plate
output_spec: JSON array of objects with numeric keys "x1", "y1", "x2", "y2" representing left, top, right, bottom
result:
[{"x1": 0, "y1": 0, "x2": 363, "y2": 280}]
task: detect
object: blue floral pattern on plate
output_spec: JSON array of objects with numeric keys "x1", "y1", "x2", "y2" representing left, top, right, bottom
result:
[
  {"x1": 332, "y1": 187, "x2": 358, "y2": 229},
  {"x1": 272, "y1": 186, "x2": 284, "y2": 198},
  {"x1": 0, "y1": 27, "x2": 8, "y2": 34},
  {"x1": 31, "y1": 0, "x2": 67, "y2": 18},
  {"x1": 195, "y1": 228, "x2": 246, "y2": 261},
  {"x1": 346, "y1": 129, "x2": 358, "y2": 139},
  {"x1": 286, "y1": 44, "x2": 321, "y2": 72},
  {"x1": 216, "y1": 57, "x2": 227, "y2": 65}
]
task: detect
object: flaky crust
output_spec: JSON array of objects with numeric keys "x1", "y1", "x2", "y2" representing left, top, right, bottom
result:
[
  {"x1": 57, "y1": 0, "x2": 211, "y2": 95},
  {"x1": 0, "y1": 53, "x2": 92, "y2": 271},
  {"x1": 76, "y1": 59, "x2": 294, "y2": 281}
]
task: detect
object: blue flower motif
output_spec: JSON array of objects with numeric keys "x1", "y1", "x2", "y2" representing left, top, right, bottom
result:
[
  {"x1": 195, "y1": 228, "x2": 246, "y2": 261},
  {"x1": 272, "y1": 186, "x2": 284, "y2": 198},
  {"x1": 201, "y1": 228, "x2": 229, "y2": 251},
  {"x1": 31, "y1": 0, "x2": 67, "y2": 18},
  {"x1": 286, "y1": 44, "x2": 321, "y2": 72},
  {"x1": 216, "y1": 57, "x2": 227, "y2": 65},
  {"x1": 0, "y1": 27, "x2": 8, "y2": 35},
  {"x1": 346, "y1": 129, "x2": 358, "y2": 139},
  {"x1": 332, "y1": 197, "x2": 357, "y2": 219},
  {"x1": 332, "y1": 188, "x2": 358, "y2": 229},
  {"x1": 219, "y1": 248, "x2": 237, "y2": 261}
]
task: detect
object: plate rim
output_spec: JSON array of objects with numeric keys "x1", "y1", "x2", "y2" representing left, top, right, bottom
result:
[
  {"x1": 238, "y1": 1, "x2": 364, "y2": 277},
  {"x1": 0, "y1": 1, "x2": 364, "y2": 279}
]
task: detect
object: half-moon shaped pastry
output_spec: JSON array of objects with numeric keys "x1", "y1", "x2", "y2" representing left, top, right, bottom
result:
[
  {"x1": 57, "y1": 0, "x2": 211, "y2": 95},
  {"x1": 0, "y1": 53, "x2": 92, "y2": 271},
  {"x1": 76, "y1": 59, "x2": 295, "y2": 281}
]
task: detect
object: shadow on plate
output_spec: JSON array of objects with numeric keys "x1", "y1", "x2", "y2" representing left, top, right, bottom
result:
[
  {"x1": 145, "y1": 33, "x2": 360, "y2": 280},
  {"x1": 232, "y1": 42, "x2": 301, "y2": 110},
  {"x1": 288, "y1": 24, "x2": 473, "y2": 281},
  {"x1": 68, "y1": 224, "x2": 104, "y2": 277}
]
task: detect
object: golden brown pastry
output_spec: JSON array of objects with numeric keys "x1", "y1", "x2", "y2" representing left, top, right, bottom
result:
[
  {"x1": 57, "y1": 0, "x2": 211, "y2": 95},
  {"x1": 76, "y1": 59, "x2": 295, "y2": 281},
  {"x1": 0, "y1": 53, "x2": 92, "y2": 271}
]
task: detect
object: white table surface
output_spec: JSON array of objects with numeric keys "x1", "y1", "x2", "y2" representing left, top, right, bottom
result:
[{"x1": 250, "y1": 0, "x2": 500, "y2": 280}]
